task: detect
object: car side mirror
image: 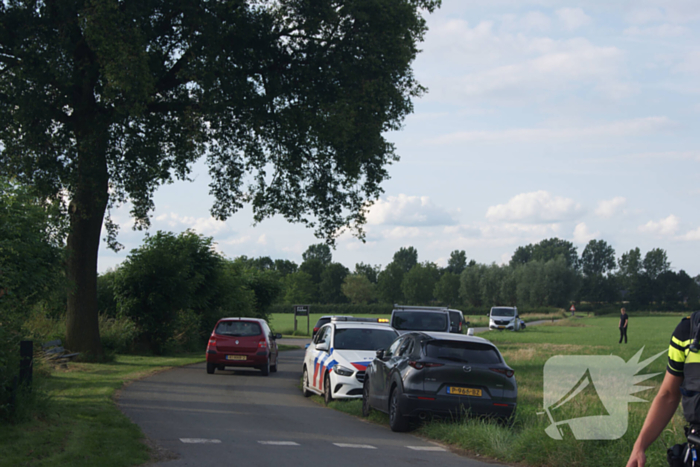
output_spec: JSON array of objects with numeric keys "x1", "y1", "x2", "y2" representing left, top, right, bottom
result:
[
  {"x1": 315, "y1": 342, "x2": 330, "y2": 352},
  {"x1": 275, "y1": 333, "x2": 282, "y2": 340},
  {"x1": 376, "y1": 349, "x2": 385, "y2": 360}
]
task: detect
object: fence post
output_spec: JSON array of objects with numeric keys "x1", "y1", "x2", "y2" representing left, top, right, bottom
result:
[{"x1": 19, "y1": 340, "x2": 33, "y2": 391}]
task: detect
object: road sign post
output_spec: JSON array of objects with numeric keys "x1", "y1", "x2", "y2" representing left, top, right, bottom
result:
[{"x1": 294, "y1": 305, "x2": 310, "y2": 336}]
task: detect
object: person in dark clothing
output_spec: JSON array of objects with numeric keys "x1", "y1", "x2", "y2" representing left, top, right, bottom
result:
[{"x1": 619, "y1": 308, "x2": 629, "y2": 344}]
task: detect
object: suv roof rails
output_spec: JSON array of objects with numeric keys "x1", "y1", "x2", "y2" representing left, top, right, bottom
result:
[
  {"x1": 331, "y1": 317, "x2": 390, "y2": 324},
  {"x1": 393, "y1": 304, "x2": 449, "y2": 311}
]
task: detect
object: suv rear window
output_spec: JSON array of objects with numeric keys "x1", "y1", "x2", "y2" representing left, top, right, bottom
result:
[
  {"x1": 333, "y1": 328, "x2": 397, "y2": 351},
  {"x1": 392, "y1": 311, "x2": 447, "y2": 331},
  {"x1": 425, "y1": 341, "x2": 501, "y2": 364},
  {"x1": 215, "y1": 321, "x2": 262, "y2": 337}
]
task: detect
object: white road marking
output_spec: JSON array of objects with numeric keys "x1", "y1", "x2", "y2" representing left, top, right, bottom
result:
[
  {"x1": 180, "y1": 438, "x2": 222, "y2": 444},
  {"x1": 333, "y1": 443, "x2": 377, "y2": 449},
  {"x1": 257, "y1": 441, "x2": 300, "y2": 446},
  {"x1": 406, "y1": 446, "x2": 446, "y2": 451}
]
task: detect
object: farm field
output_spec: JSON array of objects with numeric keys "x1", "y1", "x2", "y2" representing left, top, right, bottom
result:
[{"x1": 320, "y1": 315, "x2": 687, "y2": 467}]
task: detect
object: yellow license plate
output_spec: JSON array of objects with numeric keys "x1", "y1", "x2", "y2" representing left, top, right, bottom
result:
[
  {"x1": 447, "y1": 387, "x2": 482, "y2": 397},
  {"x1": 226, "y1": 355, "x2": 246, "y2": 361},
  {"x1": 498, "y1": 326, "x2": 505, "y2": 329}
]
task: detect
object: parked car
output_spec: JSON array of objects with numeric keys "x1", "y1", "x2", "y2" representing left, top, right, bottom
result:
[
  {"x1": 312, "y1": 315, "x2": 353, "y2": 339},
  {"x1": 206, "y1": 317, "x2": 281, "y2": 376},
  {"x1": 302, "y1": 317, "x2": 398, "y2": 403},
  {"x1": 448, "y1": 309, "x2": 466, "y2": 334},
  {"x1": 488, "y1": 306, "x2": 522, "y2": 331},
  {"x1": 391, "y1": 305, "x2": 451, "y2": 334},
  {"x1": 362, "y1": 331, "x2": 517, "y2": 432}
]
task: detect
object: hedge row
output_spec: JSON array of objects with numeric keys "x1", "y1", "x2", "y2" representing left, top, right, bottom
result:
[{"x1": 268, "y1": 303, "x2": 565, "y2": 315}]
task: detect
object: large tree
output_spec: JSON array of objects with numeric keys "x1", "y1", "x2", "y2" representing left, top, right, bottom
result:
[
  {"x1": 0, "y1": 0, "x2": 439, "y2": 354},
  {"x1": 581, "y1": 239, "x2": 616, "y2": 277}
]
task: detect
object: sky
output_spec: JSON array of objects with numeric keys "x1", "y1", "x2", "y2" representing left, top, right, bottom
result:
[{"x1": 99, "y1": 0, "x2": 700, "y2": 276}]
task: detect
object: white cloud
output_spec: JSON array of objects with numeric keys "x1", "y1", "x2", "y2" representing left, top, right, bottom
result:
[
  {"x1": 624, "y1": 24, "x2": 688, "y2": 37},
  {"x1": 257, "y1": 234, "x2": 268, "y2": 245},
  {"x1": 625, "y1": 7, "x2": 665, "y2": 25},
  {"x1": 556, "y1": 8, "x2": 591, "y2": 31},
  {"x1": 486, "y1": 191, "x2": 583, "y2": 223},
  {"x1": 680, "y1": 228, "x2": 700, "y2": 241},
  {"x1": 421, "y1": 20, "x2": 628, "y2": 104},
  {"x1": 158, "y1": 212, "x2": 228, "y2": 235},
  {"x1": 380, "y1": 227, "x2": 425, "y2": 240},
  {"x1": 638, "y1": 215, "x2": 680, "y2": 237},
  {"x1": 573, "y1": 222, "x2": 600, "y2": 244},
  {"x1": 521, "y1": 11, "x2": 551, "y2": 32},
  {"x1": 366, "y1": 194, "x2": 456, "y2": 226},
  {"x1": 430, "y1": 117, "x2": 673, "y2": 145},
  {"x1": 595, "y1": 197, "x2": 627, "y2": 219},
  {"x1": 221, "y1": 236, "x2": 251, "y2": 245}
]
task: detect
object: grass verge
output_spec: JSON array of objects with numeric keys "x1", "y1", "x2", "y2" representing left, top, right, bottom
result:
[
  {"x1": 309, "y1": 315, "x2": 686, "y2": 467},
  {"x1": 0, "y1": 353, "x2": 204, "y2": 467}
]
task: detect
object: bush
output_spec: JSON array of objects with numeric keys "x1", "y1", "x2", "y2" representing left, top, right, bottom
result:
[
  {"x1": 99, "y1": 314, "x2": 138, "y2": 354},
  {"x1": 0, "y1": 321, "x2": 21, "y2": 421},
  {"x1": 165, "y1": 309, "x2": 202, "y2": 354}
]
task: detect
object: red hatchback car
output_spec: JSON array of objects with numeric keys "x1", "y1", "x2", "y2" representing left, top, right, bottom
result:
[{"x1": 206, "y1": 318, "x2": 282, "y2": 376}]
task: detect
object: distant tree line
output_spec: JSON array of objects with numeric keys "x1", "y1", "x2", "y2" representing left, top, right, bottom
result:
[{"x1": 3, "y1": 183, "x2": 699, "y2": 354}]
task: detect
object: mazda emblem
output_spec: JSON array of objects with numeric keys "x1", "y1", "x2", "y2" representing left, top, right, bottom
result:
[
  {"x1": 235, "y1": 340, "x2": 239, "y2": 345},
  {"x1": 463, "y1": 366, "x2": 471, "y2": 373}
]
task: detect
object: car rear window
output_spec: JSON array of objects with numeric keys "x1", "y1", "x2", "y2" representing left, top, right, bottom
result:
[
  {"x1": 392, "y1": 311, "x2": 448, "y2": 331},
  {"x1": 491, "y1": 308, "x2": 515, "y2": 317},
  {"x1": 315, "y1": 317, "x2": 331, "y2": 328},
  {"x1": 333, "y1": 328, "x2": 398, "y2": 351},
  {"x1": 215, "y1": 321, "x2": 262, "y2": 337},
  {"x1": 425, "y1": 340, "x2": 502, "y2": 364}
]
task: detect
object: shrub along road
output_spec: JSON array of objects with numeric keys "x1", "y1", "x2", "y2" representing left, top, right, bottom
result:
[{"x1": 118, "y1": 349, "x2": 503, "y2": 467}]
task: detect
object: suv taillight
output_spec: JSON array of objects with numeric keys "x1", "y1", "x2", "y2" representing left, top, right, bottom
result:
[
  {"x1": 258, "y1": 340, "x2": 267, "y2": 349},
  {"x1": 313, "y1": 327, "x2": 319, "y2": 334},
  {"x1": 491, "y1": 368, "x2": 514, "y2": 378},
  {"x1": 408, "y1": 361, "x2": 444, "y2": 370}
]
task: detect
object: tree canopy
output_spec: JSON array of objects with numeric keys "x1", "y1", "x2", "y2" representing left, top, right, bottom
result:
[{"x1": 0, "y1": 0, "x2": 440, "y2": 353}]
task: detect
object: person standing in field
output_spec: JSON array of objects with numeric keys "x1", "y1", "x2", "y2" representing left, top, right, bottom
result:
[{"x1": 619, "y1": 308, "x2": 629, "y2": 344}]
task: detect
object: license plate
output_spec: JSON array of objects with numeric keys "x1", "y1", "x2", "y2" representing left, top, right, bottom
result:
[
  {"x1": 447, "y1": 387, "x2": 482, "y2": 397},
  {"x1": 498, "y1": 326, "x2": 505, "y2": 329},
  {"x1": 226, "y1": 355, "x2": 246, "y2": 361}
]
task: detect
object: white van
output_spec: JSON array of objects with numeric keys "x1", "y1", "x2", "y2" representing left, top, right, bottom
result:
[{"x1": 488, "y1": 306, "x2": 521, "y2": 331}]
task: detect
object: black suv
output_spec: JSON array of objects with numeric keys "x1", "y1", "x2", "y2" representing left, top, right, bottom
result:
[
  {"x1": 362, "y1": 331, "x2": 517, "y2": 431},
  {"x1": 391, "y1": 305, "x2": 465, "y2": 334}
]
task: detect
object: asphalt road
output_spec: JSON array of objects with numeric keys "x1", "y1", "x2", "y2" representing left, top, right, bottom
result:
[{"x1": 118, "y1": 349, "x2": 504, "y2": 467}]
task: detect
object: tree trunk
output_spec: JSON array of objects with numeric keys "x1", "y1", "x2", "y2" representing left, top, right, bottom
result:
[{"x1": 65, "y1": 127, "x2": 109, "y2": 356}]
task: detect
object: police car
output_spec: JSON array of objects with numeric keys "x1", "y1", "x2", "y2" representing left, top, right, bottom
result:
[{"x1": 301, "y1": 317, "x2": 398, "y2": 403}]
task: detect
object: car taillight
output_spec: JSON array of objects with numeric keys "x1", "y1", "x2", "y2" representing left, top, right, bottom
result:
[
  {"x1": 207, "y1": 337, "x2": 216, "y2": 349},
  {"x1": 490, "y1": 368, "x2": 514, "y2": 378},
  {"x1": 459, "y1": 321, "x2": 463, "y2": 332},
  {"x1": 408, "y1": 361, "x2": 444, "y2": 370},
  {"x1": 258, "y1": 340, "x2": 267, "y2": 349},
  {"x1": 313, "y1": 327, "x2": 319, "y2": 334}
]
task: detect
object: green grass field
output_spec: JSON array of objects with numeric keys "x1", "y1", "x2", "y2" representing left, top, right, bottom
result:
[
  {"x1": 0, "y1": 354, "x2": 204, "y2": 467},
  {"x1": 315, "y1": 314, "x2": 687, "y2": 467},
  {"x1": 269, "y1": 310, "x2": 569, "y2": 337}
]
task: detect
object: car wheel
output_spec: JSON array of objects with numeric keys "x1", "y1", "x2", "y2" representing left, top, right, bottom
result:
[
  {"x1": 260, "y1": 358, "x2": 270, "y2": 376},
  {"x1": 302, "y1": 367, "x2": 313, "y2": 397},
  {"x1": 389, "y1": 386, "x2": 410, "y2": 432},
  {"x1": 206, "y1": 362, "x2": 215, "y2": 374},
  {"x1": 271, "y1": 355, "x2": 278, "y2": 373},
  {"x1": 361, "y1": 380, "x2": 372, "y2": 417},
  {"x1": 323, "y1": 374, "x2": 333, "y2": 405}
]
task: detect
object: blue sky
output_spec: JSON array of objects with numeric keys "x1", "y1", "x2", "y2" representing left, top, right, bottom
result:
[{"x1": 99, "y1": 0, "x2": 700, "y2": 276}]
